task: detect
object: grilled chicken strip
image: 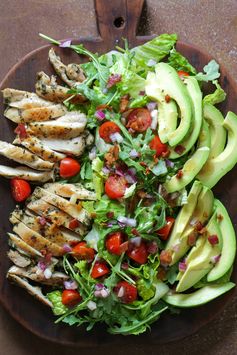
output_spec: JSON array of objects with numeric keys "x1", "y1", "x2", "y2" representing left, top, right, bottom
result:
[
  {"x1": 4, "y1": 104, "x2": 66, "y2": 123},
  {"x1": 32, "y1": 187, "x2": 90, "y2": 224},
  {"x1": 27, "y1": 199, "x2": 87, "y2": 235},
  {"x1": 41, "y1": 131, "x2": 93, "y2": 156},
  {"x1": 8, "y1": 233, "x2": 43, "y2": 257},
  {"x1": 8, "y1": 265, "x2": 69, "y2": 286},
  {"x1": 43, "y1": 182, "x2": 96, "y2": 200},
  {"x1": 2, "y1": 88, "x2": 53, "y2": 108},
  {"x1": 8, "y1": 249, "x2": 31, "y2": 267},
  {"x1": 0, "y1": 165, "x2": 54, "y2": 182},
  {"x1": 0, "y1": 141, "x2": 54, "y2": 170},
  {"x1": 7, "y1": 273, "x2": 52, "y2": 307},
  {"x1": 13, "y1": 136, "x2": 66, "y2": 162},
  {"x1": 48, "y1": 48, "x2": 85, "y2": 87},
  {"x1": 27, "y1": 117, "x2": 87, "y2": 139},
  {"x1": 10, "y1": 213, "x2": 64, "y2": 257},
  {"x1": 35, "y1": 71, "x2": 85, "y2": 103}
]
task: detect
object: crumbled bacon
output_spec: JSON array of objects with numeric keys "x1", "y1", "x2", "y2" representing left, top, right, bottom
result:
[
  {"x1": 106, "y1": 211, "x2": 114, "y2": 219},
  {"x1": 195, "y1": 221, "x2": 203, "y2": 232},
  {"x1": 14, "y1": 124, "x2": 27, "y2": 139},
  {"x1": 161, "y1": 149, "x2": 170, "y2": 158},
  {"x1": 104, "y1": 145, "x2": 119, "y2": 166},
  {"x1": 69, "y1": 219, "x2": 80, "y2": 229},
  {"x1": 131, "y1": 228, "x2": 140, "y2": 236},
  {"x1": 157, "y1": 267, "x2": 167, "y2": 281},
  {"x1": 119, "y1": 94, "x2": 130, "y2": 113},
  {"x1": 165, "y1": 94, "x2": 171, "y2": 103},
  {"x1": 160, "y1": 250, "x2": 172, "y2": 266},
  {"x1": 187, "y1": 232, "x2": 197, "y2": 246},
  {"x1": 107, "y1": 74, "x2": 122, "y2": 88},
  {"x1": 174, "y1": 145, "x2": 185, "y2": 155},
  {"x1": 217, "y1": 214, "x2": 223, "y2": 221},
  {"x1": 208, "y1": 234, "x2": 219, "y2": 245},
  {"x1": 176, "y1": 170, "x2": 183, "y2": 179}
]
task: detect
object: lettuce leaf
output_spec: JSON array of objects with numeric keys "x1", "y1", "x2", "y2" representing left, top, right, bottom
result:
[
  {"x1": 168, "y1": 49, "x2": 197, "y2": 75},
  {"x1": 195, "y1": 60, "x2": 220, "y2": 82},
  {"x1": 203, "y1": 80, "x2": 226, "y2": 105},
  {"x1": 47, "y1": 290, "x2": 67, "y2": 315}
]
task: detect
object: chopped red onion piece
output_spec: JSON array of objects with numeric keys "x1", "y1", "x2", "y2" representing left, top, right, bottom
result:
[
  {"x1": 89, "y1": 147, "x2": 97, "y2": 160},
  {"x1": 147, "y1": 241, "x2": 158, "y2": 254},
  {"x1": 129, "y1": 149, "x2": 140, "y2": 159},
  {"x1": 178, "y1": 261, "x2": 187, "y2": 272},
  {"x1": 117, "y1": 286, "x2": 125, "y2": 298},
  {"x1": 87, "y1": 300, "x2": 97, "y2": 311},
  {"x1": 171, "y1": 243, "x2": 180, "y2": 252},
  {"x1": 59, "y1": 39, "x2": 72, "y2": 48},
  {"x1": 38, "y1": 216, "x2": 47, "y2": 226},
  {"x1": 110, "y1": 132, "x2": 123, "y2": 143},
  {"x1": 115, "y1": 167, "x2": 125, "y2": 177},
  {"x1": 208, "y1": 234, "x2": 219, "y2": 245},
  {"x1": 95, "y1": 110, "x2": 105, "y2": 121},
  {"x1": 117, "y1": 216, "x2": 137, "y2": 227},
  {"x1": 63, "y1": 244, "x2": 72, "y2": 253},
  {"x1": 102, "y1": 166, "x2": 110, "y2": 175},
  {"x1": 150, "y1": 109, "x2": 158, "y2": 130},
  {"x1": 174, "y1": 145, "x2": 185, "y2": 155},
  {"x1": 95, "y1": 283, "x2": 104, "y2": 291},
  {"x1": 64, "y1": 280, "x2": 78, "y2": 290},
  {"x1": 44, "y1": 268, "x2": 52, "y2": 279},
  {"x1": 147, "y1": 59, "x2": 157, "y2": 67},
  {"x1": 129, "y1": 237, "x2": 142, "y2": 247},
  {"x1": 165, "y1": 159, "x2": 175, "y2": 168},
  {"x1": 139, "y1": 90, "x2": 145, "y2": 96},
  {"x1": 121, "y1": 262, "x2": 129, "y2": 270},
  {"x1": 102, "y1": 88, "x2": 108, "y2": 94},
  {"x1": 101, "y1": 288, "x2": 110, "y2": 298},
  {"x1": 210, "y1": 254, "x2": 221, "y2": 264},
  {"x1": 124, "y1": 174, "x2": 136, "y2": 184},
  {"x1": 107, "y1": 74, "x2": 122, "y2": 88},
  {"x1": 107, "y1": 220, "x2": 117, "y2": 227},
  {"x1": 147, "y1": 102, "x2": 157, "y2": 111},
  {"x1": 37, "y1": 261, "x2": 46, "y2": 271},
  {"x1": 189, "y1": 218, "x2": 198, "y2": 226}
]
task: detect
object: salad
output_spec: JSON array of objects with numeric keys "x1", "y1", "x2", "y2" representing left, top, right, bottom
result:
[{"x1": 2, "y1": 33, "x2": 237, "y2": 336}]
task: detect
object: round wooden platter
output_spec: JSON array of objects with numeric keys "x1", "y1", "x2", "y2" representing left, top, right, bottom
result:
[{"x1": 0, "y1": 0, "x2": 237, "y2": 347}]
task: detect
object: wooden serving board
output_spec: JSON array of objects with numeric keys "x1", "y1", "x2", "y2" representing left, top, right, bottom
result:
[{"x1": 0, "y1": 0, "x2": 236, "y2": 347}]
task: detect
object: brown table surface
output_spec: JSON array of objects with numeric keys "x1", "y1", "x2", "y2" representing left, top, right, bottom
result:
[{"x1": 1, "y1": 1, "x2": 237, "y2": 354}]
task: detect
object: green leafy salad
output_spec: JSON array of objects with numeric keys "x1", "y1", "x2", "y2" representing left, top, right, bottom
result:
[{"x1": 41, "y1": 33, "x2": 237, "y2": 335}]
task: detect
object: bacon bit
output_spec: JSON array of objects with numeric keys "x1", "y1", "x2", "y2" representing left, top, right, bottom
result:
[
  {"x1": 69, "y1": 219, "x2": 80, "y2": 229},
  {"x1": 137, "y1": 190, "x2": 147, "y2": 199},
  {"x1": 90, "y1": 212, "x2": 97, "y2": 219},
  {"x1": 187, "y1": 232, "x2": 197, "y2": 246},
  {"x1": 107, "y1": 74, "x2": 122, "y2": 88},
  {"x1": 119, "y1": 94, "x2": 130, "y2": 113},
  {"x1": 44, "y1": 252, "x2": 52, "y2": 263},
  {"x1": 96, "y1": 104, "x2": 112, "y2": 111},
  {"x1": 140, "y1": 161, "x2": 147, "y2": 167},
  {"x1": 153, "y1": 155, "x2": 159, "y2": 164},
  {"x1": 160, "y1": 250, "x2": 172, "y2": 266},
  {"x1": 145, "y1": 167, "x2": 150, "y2": 175},
  {"x1": 165, "y1": 94, "x2": 171, "y2": 103},
  {"x1": 14, "y1": 124, "x2": 27, "y2": 139},
  {"x1": 208, "y1": 234, "x2": 219, "y2": 245},
  {"x1": 174, "y1": 145, "x2": 185, "y2": 155},
  {"x1": 195, "y1": 221, "x2": 203, "y2": 232},
  {"x1": 104, "y1": 145, "x2": 119, "y2": 166},
  {"x1": 199, "y1": 227, "x2": 207, "y2": 235},
  {"x1": 217, "y1": 214, "x2": 223, "y2": 221},
  {"x1": 161, "y1": 149, "x2": 170, "y2": 158},
  {"x1": 157, "y1": 267, "x2": 167, "y2": 281},
  {"x1": 106, "y1": 211, "x2": 114, "y2": 219},
  {"x1": 203, "y1": 211, "x2": 209, "y2": 218},
  {"x1": 131, "y1": 228, "x2": 140, "y2": 236},
  {"x1": 176, "y1": 170, "x2": 183, "y2": 179}
]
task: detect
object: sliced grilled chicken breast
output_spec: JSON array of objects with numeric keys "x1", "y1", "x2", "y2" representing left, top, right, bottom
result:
[
  {"x1": 0, "y1": 141, "x2": 54, "y2": 170},
  {"x1": 0, "y1": 165, "x2": 54, "y2": 182},
  {"x1": 13, "y1": 136, "x2": 66, "y2": 162},
  {"x1": 4, "y1": 104, "x2": 66, "y2": 123},
  {"x1": 49, "y1": 48, "x2": 85, "y2": 87},
  {"x1": 55, "y1": 111, "x2": 87, "y2": 123},
  {"x1": 2, "y1": 88, "x2": 52, "y2": 107},
  {"x1": 7, "y1": 273, "x2": 52, "y2": 307},
  {"x1": 43, "y1": 182, "x2": 96, "y2": 200},
  {"x1": 8, "y1": 233, "x2": 43, "y2": 257},
  {"x1": 8, "y1": 249, "x2": 31, "y2": 267}
]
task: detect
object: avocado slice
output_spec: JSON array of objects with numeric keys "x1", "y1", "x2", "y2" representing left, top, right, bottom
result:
[
  {"x1": 176, "y1": 213, "x2": 222, "y2": 292},
  {"x1": 164, "y1": 120, "x2": 210, "y2": 193},
  {"x1": 207, "y1": 199, "x2": 236, "y2": 282},
  {"x1": 197, "y1": 111, "x2": 237, "y2": 188},
  {"x1": 163, "y1": 283, "x2": 235, "y2": 308},
  {"x1": 203, "y1": 103, "x2": 226, "y2": 159},
  {"x1": 146, "y1": 63, "x2": 192, "y2": 146},
  {"x1": 169, "y1": 76, "x2": 203, "y2": 159},
  {"x1": 165, "y1": 181, "x2": 202, "y2": 252},
  {"x1": 170, "y1": 186, "x2": 214, "y2": 265},
  {"x1": 146, "y1": 72, "x2": 178, "y2": 143}
]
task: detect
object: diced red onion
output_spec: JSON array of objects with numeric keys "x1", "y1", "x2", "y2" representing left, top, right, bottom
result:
[
  {"x1": 110, "y1": 132, "x2": 123, "y2": 143},
  {"x1": 64, "y1": 280, "x2": 78, "y2": 290},
  {"x1": 174, "y1": 145, "x2": 185, "y2": 155},
  {"x1": 150, "y1": 109, "x2": 158, "y2": 130},
  {"x1": 89, "y1": 147, "x2": 97, "y2": 160},
  {"x1": 127, "y1": 167, "x2": 136, "y2": 176},
  {"x1": 115, "y1": 167, "x2": 125, "y2": 177},
  {"x1": 117, "y1": 216, "x2": 137, "y2": 227},
  {"x1": 189, "y1": 218, "x2": 198, "y2": 226},
  {"x1": 178, "y1": 261, "x2": 187, "y2": 272},
  {"x1": 165, "y1": 159, "x2": 175, "y2": 168},
  {"x1": 102, "y1": 166, "x2": 110, "y2": 175},
  {"x1": 147, "y1": 102, "x2": 157, "y2": 111},
  {"x1": 208, "y1": 234, "x2": 219, "y2": 245},
  {"x1": 44, "y1": 268, "x2": 52, "y2": 279},
  {"x1": 128, "y1": 128, "x2": 135, "y2": 134},
  {"x1": 95, "y1": 110, "x2": 105, "y2": 121},
  {"x1": 102, "y1": 88, "x2": 108, "y2": 94},
  {"x1": 124, "y1": 173, "x2": 137, "y2": 184},
  {"x1": 170, "y1": 192, "x2": 180, "y2": 200},
  {"x1": 95, "y1": 283, "x2": 104, "y2": 291},
  {"x1": 107, "y1": 74, "x2": 122, "y2": 88},
  {"x1": 117, "y1": 286, "x2": 125, "y2": 298},
  {"x1": 171, "y1": 243, "x2": 180, "y2": 252},
  {"x1": 210, "y1": 254, "x2": 221, "y2": 264},
  {"x1": 87, "y1": 300, "x2": 97, "y2": 311},
  {"x1": 38, "y1": 216, "x2": 47, "y2": 226},
  {"x1": 37, "y1": 261, "x2": 46, "y2": 271},
  {"x1": 107, "y1": 220, "x2": 117, "y2": 227},
  {"x1": 129, "y1": 149, "x2": 140, "y2": 159},
  {"x1": 147, "y1": 241, "x2": 158, "y2": 254},
  {"x1": 129, "y1": 237, "x2": 142, "y2": 247},
  {"x1": 139, "y1": 90, "x2": 145, "y2": 96},
  {"x1": 63, "y1": 244, "x2": 72, "y2": 253},
  {"x1": 59, "y1": 39, "x2": 72, "y2": 48},
  {"x1": 121, "y1": 262, "x2": 129, "y2": 270},
  {"x1": 147, "y1": 59, "x2": 157, "y2": 67}
]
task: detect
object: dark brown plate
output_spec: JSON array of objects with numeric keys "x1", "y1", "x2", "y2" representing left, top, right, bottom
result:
[{"x1": 0, "y1": 0, "x2": 236, "y2": 347}]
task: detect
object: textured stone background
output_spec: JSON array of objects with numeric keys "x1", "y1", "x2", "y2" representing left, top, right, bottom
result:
[{"x1": 0, "y1": 1, "x2": 237, "y2": 354}]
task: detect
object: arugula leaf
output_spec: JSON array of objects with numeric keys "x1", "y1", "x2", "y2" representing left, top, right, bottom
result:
[
  {"x1": 195, "y1": 59, "x2": 220, "y2": 82},
  {"x1": 203, "y1": 80, "x2": 226, "y2": 105},
  {"x1": 168, "y1": 49, "x2": 197, "y2": 75},
  {"x1": 129, "y1": 95, "x2": 149, "y2": 108},
  {"x1": 47, "y1": 290, "x2": 68, "y2": 315}
]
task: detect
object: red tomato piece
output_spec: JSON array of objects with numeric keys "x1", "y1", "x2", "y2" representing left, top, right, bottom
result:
[
  {"x1": 106, "y1": 231, "x2": 128, "y2": 255},
  {"x1": 156, "y1": 217, "x2": 175, "y2": 240},
  {"x1": 99, "y1": 121, "x2": 121, "y2": 143},
  {"x1": 105, "y1": 175, "x2": 127, "y2": 199},
  {"x1": 72, "y1": 242, "x2": 95, "y2": 262},
  {"x1": 91, "y1": 261, "x2": 110, "y2": 279},
  {"x1": 10, "y1": 178, "x2": 31, "y2": 202},
  {"x1": 59, "y1": 157, "x2": 81, "y2": 179},
  {"x1": 149, "y1": 135, "x2": 168, "y2": 157},
  {"x1": 62, "y1": 289, "x2": 82, "y2": 307},
  {"x1": 114, "y1": 280, "x2": 137, "y2": 304},
  {"x1": 126, "y1": 108, "x2": 152, "y2": 132},
  {"x1": 126, "y1": 241, "x2": 148, "y2": 265},
  {"x1": 177, "y1": 70, "x2": 190, "y2": 79},
  {"x1": 69, "y1": 219, "x2": 80, "y2": 229}
]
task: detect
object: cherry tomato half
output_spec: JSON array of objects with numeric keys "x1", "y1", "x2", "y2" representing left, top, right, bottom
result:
[
  {"x1": 126, "y1": 241, "x2": 148, "y2": 265},
  {"x1": 10, "y1": 178, "x2": 31, "y2": 202},
  {"x1": 177, "y1": 70, "x2": 189, "y2": 79},
  {"x1": 72, "y1": 242, "x2": 95, "y2": 262},
  {"x1": 114, "y1": 280, "x2": 137, "y2": 304},
  {"x1": 126, "y1": 108, "x2": 152, "y2": 132},
  {"x1": 156, "y1": 216, "x2": 175, "y2": 240},
  {"x1": 62, "y1": 289, "x2": 82, "y2": 307},
  {"x1": 59, "y1": 157, "x2": 81, "y2": 179},
  {"x1": 106, "y1": 231, "x2": 128, "y2": 255},
  {"x1": 149, "y1": 135, "x2": 168, "y2": 157},
  {"x1": 105, "y1": 175, "x2": 127, "y2": 199},
  {"x1": 91, "y1": 261, "x2": 110, "y2": 279},
  {"x1": 99, "y1": 121, "x2": 121, "y2": 143}
]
